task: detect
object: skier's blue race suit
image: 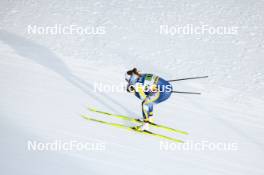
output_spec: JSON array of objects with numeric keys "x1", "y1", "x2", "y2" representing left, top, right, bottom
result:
[{"x1": 129, "y1": 74, "x2": 172, "y2": 121}]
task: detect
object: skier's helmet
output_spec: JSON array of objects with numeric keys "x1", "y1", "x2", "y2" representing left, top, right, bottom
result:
[{"x1": 125, "y1": 68, "x2": 140, "y2": 84}]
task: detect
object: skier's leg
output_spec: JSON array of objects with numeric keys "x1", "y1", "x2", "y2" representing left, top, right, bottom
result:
[
  {"x1": 136, "y1": 91, "x2": 160, "y2": 131},
  {"x1": 149, "y1": 103, "x2": 154, "y2": 117},
  {"x1": 142, "y1": 103, "x2": 153, "y2": 120},
  {"x1": 142, "y1": 91, "x2": 160, "y2": 122}
]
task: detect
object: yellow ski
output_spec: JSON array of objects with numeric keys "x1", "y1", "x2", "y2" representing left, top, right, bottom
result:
[
  {"x1": 81, "y1": 114, "x2": 184, "y2": 143},
  {"x1": 87, "y1": 107, "x2": 188, "y2": 135}
]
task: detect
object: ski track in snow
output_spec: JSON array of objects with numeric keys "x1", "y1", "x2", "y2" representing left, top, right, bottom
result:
[{"x1": 1, "y1": 0, "x2": 264, "y2": 175}]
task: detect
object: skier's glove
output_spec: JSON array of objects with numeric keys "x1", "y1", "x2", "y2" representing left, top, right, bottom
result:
[{"x1": 127, "y1": 85, "x2": 135, "y2": 93}]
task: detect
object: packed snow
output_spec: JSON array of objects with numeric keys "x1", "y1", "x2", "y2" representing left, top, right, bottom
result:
[{"x1": 0, "y1": 0, "x2": 264, "y2": 175}]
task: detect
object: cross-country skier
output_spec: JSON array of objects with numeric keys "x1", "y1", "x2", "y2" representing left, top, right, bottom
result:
[{"x1": 125, "y1": 68, "x2": 173, "y2": 131}]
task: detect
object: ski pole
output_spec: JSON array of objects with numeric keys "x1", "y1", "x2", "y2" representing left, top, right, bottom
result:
[
  {"x1": 172, "y1": 91, "x2": 201, "y2": 95},
  {"x1": 168, "y1": 76, "x2": 208, "y2": 82}
]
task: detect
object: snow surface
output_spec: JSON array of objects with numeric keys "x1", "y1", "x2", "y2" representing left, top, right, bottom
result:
[{"x1": 0, "y1": 0, "x2": 264, "y2": 175}]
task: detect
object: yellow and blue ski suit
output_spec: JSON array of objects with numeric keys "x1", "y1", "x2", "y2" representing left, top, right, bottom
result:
[{"x1": 130, "y1": 74, "x2": 172, "y2": 121}]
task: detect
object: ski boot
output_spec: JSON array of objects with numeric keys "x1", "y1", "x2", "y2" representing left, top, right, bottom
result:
[{"x1": 132, "y1": 116, "x2": 154, "y2": 131}]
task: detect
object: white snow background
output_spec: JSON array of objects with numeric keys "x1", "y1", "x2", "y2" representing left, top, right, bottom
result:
[{"x1": 0, "y1": 0, "x2": 264, "y2": 175}]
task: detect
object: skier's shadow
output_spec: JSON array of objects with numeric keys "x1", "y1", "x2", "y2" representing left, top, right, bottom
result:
[{"x1": 0, "y1": 30, "x2": 136, "y2": 116}]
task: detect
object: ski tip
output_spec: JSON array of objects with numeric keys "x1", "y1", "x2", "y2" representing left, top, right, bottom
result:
[
  {"x1": 180, "y1": 131, "x2": 189, "y2": 135},
  {"x1": 80, "y1": 114, "x2": 88, "y2": 119},
  {"x1": 87, "y1": 107, "x2": 97, "y2": 112},
  {"x1": 169, "y1": 139, "x2": 184, "y2": 143}
]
